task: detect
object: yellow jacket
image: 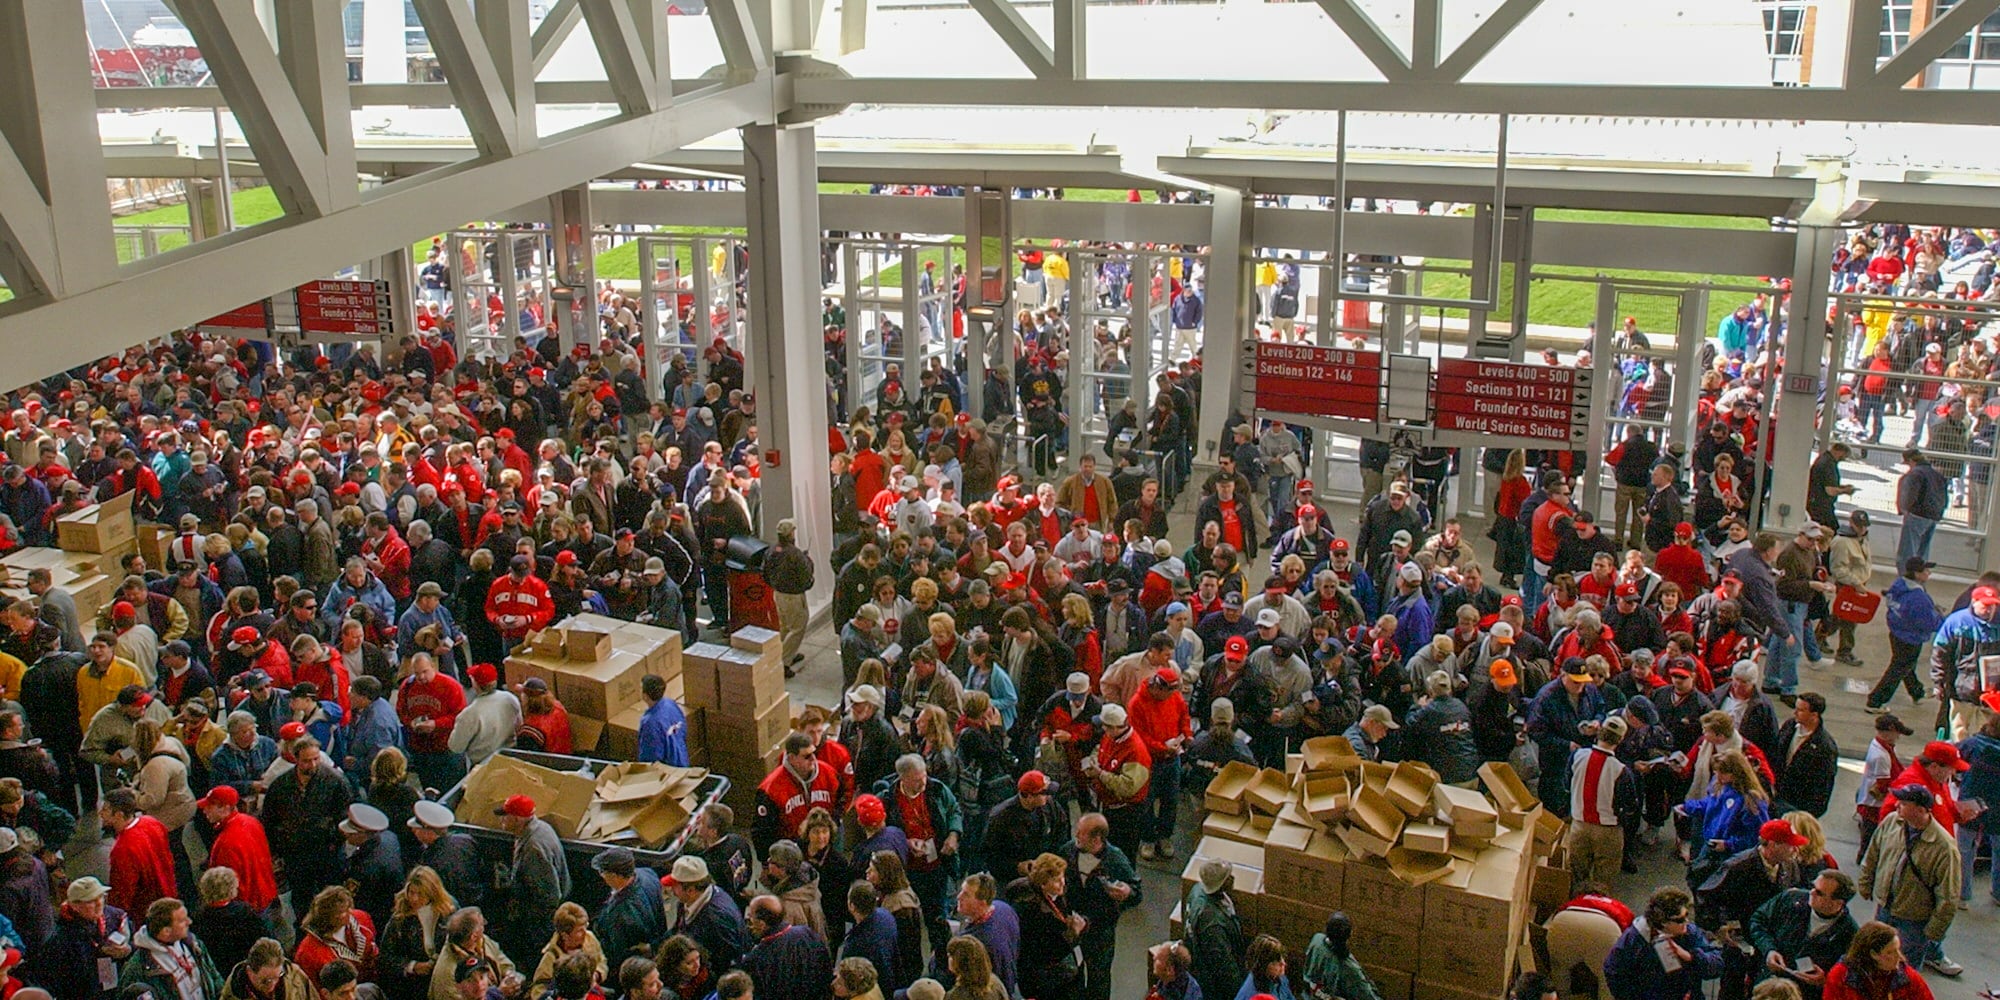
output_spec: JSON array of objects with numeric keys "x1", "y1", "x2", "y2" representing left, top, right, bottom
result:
[{"x1": 78, "y1": 658, "x2": 145, "y2": 732}]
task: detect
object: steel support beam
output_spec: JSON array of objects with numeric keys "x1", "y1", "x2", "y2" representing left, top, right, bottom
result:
[
  {"x1": 0, "y1": 76, "x2": 776, "y2": 381},
  {"x1": 1845, "y1": 0, "x2": 1886, "y2": 87},
  {"x1": 578, "y1": 0, "x2": 673, "y2": 115},
  {"x1": 167, "y1": 0, "x2": 353, "y2": 218},
  {"x1": 1053, "y1": 0, "x2": 1087, "y2": 80},
  {"x1": 741, "y1": 122, "x2": 831, "y2": 613},
  {"x1": 1870, "y1": 0, "x2": 2000, "y2": 88},
  {"x1": 793, "y1": 76, "x2": 2000, "y2": 125},
  {"x1": 711, "y1": 0, "x2": 772, "y2": 78},
  {"x1": 965, "y1": 0, "x2": 1057, "y2": 79},
  {"x1": 1311, "y1": 0, "x2": 1413, "y2": 82},
  {"x1": 1197, "y1": 187, "x2": 1253, "y2": 472},
  {"x1": 1763, "y1": 224, "x2": 1841, "y2": 535},
  {"x1": 840, "y1": 0, "x2": 868, "y2": 54},
  {"x1": 532, "y1": 0, "x2": 584, "y2": 73},
  {"x1": 1434, "y1": 0, "x2": 1543, "y2": 83},
  {"x1": 1410, "y1": 0, "x2": 1441, "y2": 78},
  {"x1": 412, "y1": 0, "x2": 536, "y2": 156},
  {"x1": 0, "y1": 1, "x2": 116, "y2": 298},
  {"x1": 274, "y1": 0, "x2": 358, "y2": 202}
]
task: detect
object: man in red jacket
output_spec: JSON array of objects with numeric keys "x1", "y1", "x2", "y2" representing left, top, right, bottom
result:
[
  {"x1": 197, "y1": 785, "x2": 277, "y2": 914},
  {"x1": 751, "y1": 732, "x2": 843, "y2": 857},
  {"x1": 1653, "y1": 523, "x2": 1710, "y2": 602},
  {"x1": 485, "y1": 553, "x2": 555, "y2": 650},
  {"x1": 1083, "y1": 703, "x2": 1152, "y2": 864},
  {"x1": 101, "y1": 786, "x2": 176, "y2": 917},
  {"x1": 1126, "y1": 667, "x2": 1191, "y2": 863},
  {"x1": 397, "y1": 652, "x2": 467, "y2": 793}
]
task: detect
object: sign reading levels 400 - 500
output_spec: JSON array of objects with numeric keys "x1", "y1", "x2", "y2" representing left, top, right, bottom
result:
[{"x1": 1252, "y1": 341, "x2": 1382, "y2": 421}]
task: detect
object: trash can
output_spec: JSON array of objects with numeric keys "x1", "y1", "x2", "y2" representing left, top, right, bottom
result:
[{"x1": 724, "y1": 535, "x2": 779, "y2": 631}]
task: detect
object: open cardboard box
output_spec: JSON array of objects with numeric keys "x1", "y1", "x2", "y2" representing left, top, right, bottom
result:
[
  {"x1": 1335, "y1": 820, "x2": 1395, "y2": 859},
  {"x1": 1359, "y1": 760, "x2": 1394, "y2": 795},
  {"x1": 1432, "y1": 782, "x2": 1500, "y2": 839},
  {"x1": 1300, "y1": 773, "x2": 1350, "y2": 822},
  {"x1": 1385, "y1": 845, "x2": 1455, "y2": 886},
  {"x1": 1205, "y1": 760, "x2": 1258, "y2": 815},
  {"x1": 1478, "y1": 761, "x2": 1540, "y2": 826},
  {"x1": 1401, "y1": 821, "x2": 1452, "y2": 854},
  {"x1": 1347, "y1": 783, "x2": 1406, "y2": 845},
  {"x1": 1384, "y1": 760, "x2": 1438, "y2": 817},
  {"x1": 1244, "y1": 767, "x2": 1292, "y2": 816},
  {"x1": 563, "y1": 622, "x2": 615, "y2": 662},
  {"x1": 1277, "y1": 801, "x2": 1326, "y2": 833},
  {"x1": 57, "y1": 491, "x2": 135, "y2": 553},
  {"x1": 454, "y1": 753, "x2": 596, "y2": 839},
  {"x1": 1301, "y1": 734, "x2": 1363, "y2": 774}
]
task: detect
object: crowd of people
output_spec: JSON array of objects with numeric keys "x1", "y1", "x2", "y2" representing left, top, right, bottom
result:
[{"x1": 0, "y1": 211, "x2": 1991, "y2": 1000}]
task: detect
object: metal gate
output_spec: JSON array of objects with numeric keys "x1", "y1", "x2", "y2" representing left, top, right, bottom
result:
[{"x1": 634, "y1": 234, "x2": 748, "y2": 403}]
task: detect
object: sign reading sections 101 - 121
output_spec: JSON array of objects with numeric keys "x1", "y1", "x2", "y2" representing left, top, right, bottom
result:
[
  {"x1": 1432, "y1": 358, "x2": 1592, "y2": 443},
  {"x1": 1252, "y1": 341, "x2": 1383, "y2": 421}
]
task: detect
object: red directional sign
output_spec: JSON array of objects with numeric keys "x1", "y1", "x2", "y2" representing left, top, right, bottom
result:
[
  {"x1": 197, "y1": 301, "x2": 270, "y2": 332},
  {"x1": 296, "y1": 279, "x2": 391, "y2": 336},
  {"x1": 1433, "y1": 358, "x2": 1590, "y2": 444},
  {"x1": 1252, "y1": 342, "x2": 1382, "y2": 421}
]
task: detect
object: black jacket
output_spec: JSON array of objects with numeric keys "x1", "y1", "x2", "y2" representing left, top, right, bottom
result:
[
  {"x1": 339, "y1": 831, "x2": 404, "y2": 926},
  {"x1": 982, "y1": 794, "x2": 1070, "y2": 883},
  {"x1": 1696, "y1": 847, "x2": 1802, "y2": 930},
  {"x1": 1746, "y1": 888, "x2": 1856, "y2": 1000},
  {"x1": 418, "y1": 829, "x2": 487, "y2": 910},
  {"x1": 1770, "y1": 721, "x2": 1840, "y2": 818}
]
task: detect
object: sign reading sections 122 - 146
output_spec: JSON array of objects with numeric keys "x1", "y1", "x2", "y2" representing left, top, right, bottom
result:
[{"x1": 1252, "y1": 342, "x2": 1382, "y2": 422}]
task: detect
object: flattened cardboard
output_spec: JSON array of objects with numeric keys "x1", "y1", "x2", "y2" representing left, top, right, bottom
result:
[
  {"x1": 455, "y1": 754, "x2": 595, "y2": 839},
  {"x1": 1402, "y1": 821, "x2": 1452, "y2": 854},
  {"x1": 1205, "y1": 760, "x2": 1258, "y2": 815},
  {"x1": 1301, "y1": 734, "x2": 1363, "y2": 774},
  {"x1": 1385, "y1": 845, "x2": 1454, "y2": 886},
  {"x1": 628, "y1": 792, "x2": 692, "y2": 845},
  {"x1": 1202, "y1": 811, "x2": 1249, "y2": 843},
  {"x1": 1192, "y1": 835, "x2": 1267, "y2": 872},
  {"x1": 1334, "y1": 821, "x2": 1394, "y2": 859},
  {"x1": 1385, "y1": 761, "x2": 1438, "y2": 817},
  {"x1": 569, "y1": 714, "x2": 606, "y2": 754},
  {"x1": 1244, "y1": 767, "x2": 1291, "y2": 816}
]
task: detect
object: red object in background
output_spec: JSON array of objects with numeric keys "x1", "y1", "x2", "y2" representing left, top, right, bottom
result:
[
  {"x1": 729, "y1": 570, "x2": 779, "y2": 631},
  {"x1": 1833, "y1": 585, "x2": 1881, "y2": 624}
]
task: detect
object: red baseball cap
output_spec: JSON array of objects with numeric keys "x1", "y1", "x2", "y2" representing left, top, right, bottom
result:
[
  {"x1": 1974, "y1": 585, "x2": 2000, "y2": 607},
  {"x1": 1615, "y1": 582, "x2": 1639, "y2": 599},
  {"x1": 494, "y1": 794, "x2": 536, "y2": 818},
  {"x1": 112, "y1": 601, "x2": 136, "y2": 620},
  {"x1": 1152, "y1": 666, "x2": 1182, "y2": 687},
  {"x1": 1674, "y1": 522, "x2": 1695, "y2": 537},
  {"x1": 468, "y1": 663, "x2": 499, "y2": 687},
  {"x1": 1223, "y1": 636, "x2": 1250, "y2": 661},
  {"x1": 278, "y1": 721, "x2": 308, "y2": 741},
  {"x1": 197, "y1": 785, "x2": 239, "y2": 809},
  {"x1": 1017, "y1": 770, "x2": 1050, "y2": 795},
  {"x1": 1297, "y1": 504, "x2": 1320, "y2": 519},
  {"x1": 229, "y1": 626, "x2": 261, "y2": 650},
  {"x1": 1296, "y1": 480, "x2": 1314, "y2": 493},
  {"x1": 1922, "y1": 740, "x2": 1971, "y2": 771},
  {"x1": 854, "y1": 794, "x2": 886, "y2": 827},
  {"x1": 554, "y1": 550, "x2": 577, "y2": 566},
  {"x1": 1329, "y1": 538, "x2": 1349, "y2": 552},
  {"x1": 1758, "y1": 819, "x2": 1808, "y2": 848},
  {"x1": 1501, "y1": 594, "x2": 1523, "y2": 608}
]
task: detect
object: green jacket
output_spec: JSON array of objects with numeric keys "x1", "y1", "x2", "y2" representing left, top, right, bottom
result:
[
  {"x1": 1303, "y1": 935, "x2": 1383, "y2": 1000},
  {"x1": 120, "y1": 926, "x2": 223, "y2": 1000},
  {"x1": 1857, "y1": 814, "x2": 1960, "y2": 942},
  {"x1": 1184, "y1": 884, "x2": 1246, "y2": 1000}
]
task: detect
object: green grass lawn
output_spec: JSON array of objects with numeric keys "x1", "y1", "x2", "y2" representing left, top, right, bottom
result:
[{"x1": 1416, "y1": 207, "x2": 1778, "y2": 332}]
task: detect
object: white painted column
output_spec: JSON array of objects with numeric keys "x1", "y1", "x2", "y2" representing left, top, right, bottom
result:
[
  {"x1": 1764, "y1": 224, "x2": 1842, "y2": 534},
  {"x1": 1196, "y1": 187, "x2": 1253, "y2": 469}
]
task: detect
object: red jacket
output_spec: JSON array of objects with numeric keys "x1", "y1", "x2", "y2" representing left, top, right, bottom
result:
[
  {"x1": 1531, "y1": 498, "x2": 1574, "y2": 564},
  {"x1": 1091, "y1": 729, "x2": 1152, "y2": 807},
  {"x1": 1125, "y1": 690, "x2": 1191, "y2": 759},
  {"x1": 207, "y1": 811, "x2": 278, "y2": 912},
  {"x1": 1878, "y1": 761, "x2": 1960, "y2": 832},
  {"x1": 367, "y1": 529, "x2": 412, "y2": 601},
  {"x1": 293, "y1": 910, "x2": 378, "y2": 984},
  {"x1": 485, "y1": 572, "x2": 555, "y2": 638},
  {"x1": 108, "y1": 815, "x2": 176, "y2": 917},
  {"x1": 815, "y1": 737, "x2": 855, "y2": 816},
  {"x1": 522, "y1": 705, "x2": 574, "y2": 754},
  {"x1": 397, "y1": 672, "x2": 465, "y2": 754},
  {"x1": 1824, "y1": 961, "x2": 1934, "y2": 1000},
  {"x1": 753, "y1": 760, "x2": 843, "y2": 851}
]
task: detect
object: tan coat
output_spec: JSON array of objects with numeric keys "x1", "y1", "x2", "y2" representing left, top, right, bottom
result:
[
  {"x1": 1857, "y1": 814, "x2": 1960, "y2": 943},
  {"x1": 1056, "y1": 471, "x2": 1119, "y2": 532},
  {"x1": 1829, "y1": 534, "x2": 1873, "y2": 589}
]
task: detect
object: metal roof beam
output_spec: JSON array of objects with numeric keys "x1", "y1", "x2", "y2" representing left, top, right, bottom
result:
[
  {"x1": 0, "y1": 1, "x2": 116, "y2": 297},
  {"x1": 577, "y1": 0, "x2": 671, "y2": 115},
  {"x1": 532, "y1": 0, "x2": 584, "y2": 73},
  {"x1": 411, "y1": 0, "x2": 535, "y2": 157},
  {"x1": 964, "y1": 0, "x2": 1056, "y2": 79},
  {"x1": 0, "y1": 75, "x2": 775, "y2": 382},
  {"x1": 1053, "y1": 0, "x2": 1086, "y2": 80},
  {"x1": 709, "y1": 0, "x2": 771, "y2": 78},
  {"x1": 793, "y1": 76, "x2": 2000, "y2": 125},
  {"x1": 1434, "y1": 0, "x2": 1544, "y2": 83},
  {"x1": 1311, "y1": 0, "x2": 1413, "y2": 82}
]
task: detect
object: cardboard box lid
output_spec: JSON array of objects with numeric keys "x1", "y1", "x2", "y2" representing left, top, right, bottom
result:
[
  {"x1": 1385, "y1": 761, "x2": 1439, "y2": 817},
  {"x1": 1432, "y1": 782, "x2": 1499, "y2": 822},
  {"x1": 1263, "y1": 818, "x2": 1317, "y2": 853},
  {"x1": 1347, "y1": 783, "x2": 1407, "y2": 844},
  {"x1": 1401, "y1": 821, "x2": 1452, "y2": 853},
  {"x1": 1193, "y1": 835, "x2": 1267, "y2": 872},
  {"x1": 729, "y1": 625, "x2": 782, "y2": 653},
  {"x1": 570, "y1": 715, "x2": 606, "y2": 753},
  {"x1": 58, "y1": 489, "x2": 134, "y2": 525},
  {"x1": 1276, "y1": 801, "x2": 1326, "y2": 833},
  {"x1": 1203, "y1": 812, "x2": 1249, "y2": 838},
  {"x1": 455, "y1": 754, "x2": 596, "y2": 839},
  {"x1": 1465, "y1": 847, "x2": 1522, "y2": 898},
  {"x1": 1478, "y1": 761, "x2": 1539, "y2": 812},
  {"x1": 1208, "y1": 760, "x2": 1259, "y2": 800},
  {"x1": 1334, "y1": 820, "x2": 1394, "y2": 859},
  {"x1": 1301, "y1": 735, "x2": 1363, "y2": 774}
]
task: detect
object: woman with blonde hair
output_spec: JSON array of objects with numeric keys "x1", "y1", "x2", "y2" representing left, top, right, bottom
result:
[
  {"x1": 531, "y1": 901, "x2": 608, "y2": 996},
  {"x1": 376, "y1": 868, "x2": 454, "y2": 1000},
  {"x1": 914, "y1": 704, "x2": 960, "y2": 792},
  {"x1": 1784, "y1": 810, "x2": 1836, "y2": 881},
  {"x1": 942, "y1": 936, "x2": 1008, "y2": 1000},
  {"x1": 1056, "y1": 592, "x2": 1103, "y2": 691},
  {"x1": 1681, "y1": 749, "x2": 1771, "y2": 883},
  {"x1": 294, "y1": 885, "x2": 380, "y2": 985}
]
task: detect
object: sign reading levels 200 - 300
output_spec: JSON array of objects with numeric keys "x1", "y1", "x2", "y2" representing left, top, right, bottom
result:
[{"x1": 1252, "y1": 342, "x2": 1383, "y2": 421}]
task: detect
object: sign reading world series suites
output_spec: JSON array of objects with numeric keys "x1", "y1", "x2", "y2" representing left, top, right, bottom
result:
[
  {"x1": 1433, "y1": 358, "x2": 1591, "y2": 443},
  {"x1": 1253, "y1": 341, "x2": 1383, "y2": 421}
]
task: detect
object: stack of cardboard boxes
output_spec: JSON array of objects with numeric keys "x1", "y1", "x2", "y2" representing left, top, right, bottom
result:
[
  {"x1": 504, "y1": 613, "x2": 683, "y2": 754},
  {"x1": 1, "y1": 491, "x2": 137, "y2": 617},
  {"x1": 679, "y1": 626, "x2": 789, "y2": 814},
  {"x1": 1185, "y1": 741, "x2": 1562, "y2": 1000}
]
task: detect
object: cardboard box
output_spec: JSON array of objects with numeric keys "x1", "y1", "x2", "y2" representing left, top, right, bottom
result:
[
  {"x1": 1359, "y1": 760, "x2": 1394, "y2": 794},
  {"x1": 1202, "y1": 811, "x2": 1249, "y2": 842},
  {"x1": 1423, "y1": 849, "x2": 1525, "y2": 967},
  {"x1": 525, "y1": 628, "x2": 567, "y2": 658},
  {"x1": 707, "y1": 693, "x2": 793, "y2": 758},
  {"x1": 1347, "y1": 784, "x2": 1406, "y2": 845},
  {"x1": 564, "y1": 623, "x2": 614, "y2": 662},
  {"x1": 1258, "y1": 893, "x2": 1335, "y2": 954},
  {"x1": 1385, "y1": 845, "x2": 1454, "y2": 886},
  {"x1": 553, "y1": 648, "x2": 647, "y2": 720},
  {"x1": 1347, "y1": 911, "x2": 1421, "y2": 973},
  {"x1": 1415, "y1": 922, "x2": 1520, "y2": 994},
  {"x1": 137, "y1": 523, "x2": 172, "y2": 570},
  {"x1": 680, "y1": 642, "x2": 729, "y2": 710},
  {"x1": 1431, "y1": 783, "x2": 1500, "y2": 839},
  {"x1": 57, "y1": 491, "x2": 135, "y2": 554},
  {"x1": 1169, "y1": 901, "x2": 1183, "y2": 938},
  {"x1": 1402, "y1": 822, "x2": 1452, "y2": 855},
  {"x1": 504, "y1": 652, "x2": 563, "y2": 691},
  {"x1": 1335, "y1": 821, "x2": 1395, "y2": 859},
  {"x1": 1478, "y1": 761, "x2": 1539, "y2": 826},
  {"x1": 1205, "y1": 760, "x2": 1258, "y2": 815},
  {"x1": 1262, "y1": 826, "x2": 1346, "y2": 907},
  {"x1": 1301, "y1": 735, "x2": 1362, "y2": 774},
  {"x1": 570, "y1": 714, "x2": 606, "y2": 754},
  {"x1": 1342, "y1": 855, "x2": 1426, "y2": 921},
  {"x1": 1366, "y1": 966, "x2": 1414, "y2": 1000},
  {"x1": 1276, "y1": 802, "x2": 1325, "y2": 833},
  {"x1": 1385, "y1": 761, "x2": 1439, "y2": 818},
  {"x1": 1244, "y1": 767, "x2": 1291, "y2": 816},
  {"x1": 1284, "y1": 752, "x2": 1303, "y2": 779},
  {"x1": 605, "y1": 703, "x2": 645, "y2": 760},
  {"x1": 1299, "y1": 773, "x2": 1349, "y2": 822},
  {"x1": 729, "y1": 625, "x2": 782, "y2": 657},
  {"x1": 711, "y1": 646, "x2": 785, "y2": 717}
]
